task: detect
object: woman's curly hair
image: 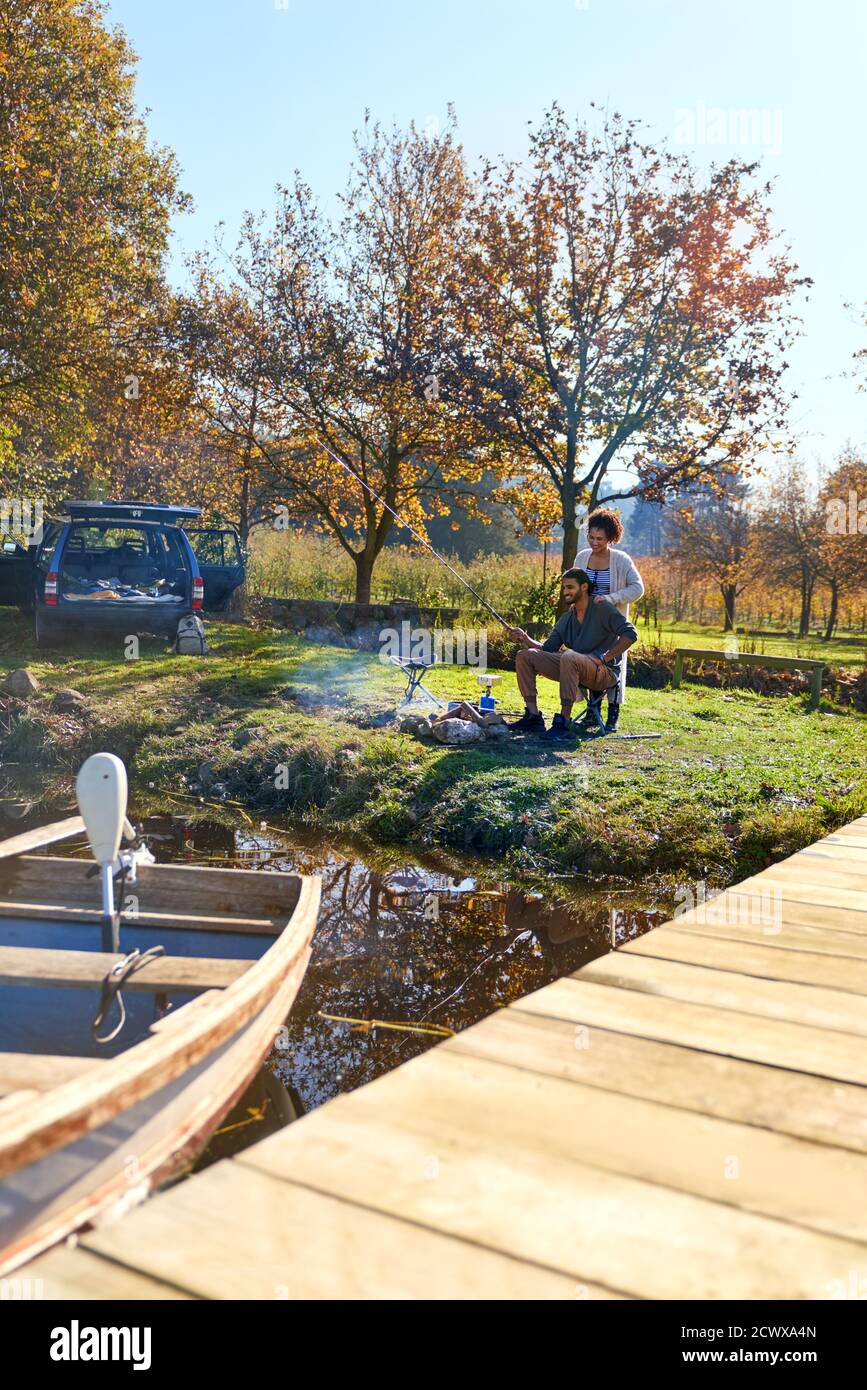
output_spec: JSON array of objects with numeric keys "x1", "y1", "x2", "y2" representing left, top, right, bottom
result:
[{"x1": 586, "y1": 507, "x2": 624, "y2": 543}]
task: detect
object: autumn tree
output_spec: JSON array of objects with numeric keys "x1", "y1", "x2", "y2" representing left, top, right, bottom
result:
[
  {"x1": 754, "y1": 457, "x2": 822, "y2": 638},
  {"x1": 672, "y1": 474, "x2": 760, "y2": 630},
  {"x1": 816, "y1": 448, "x2": 867, "y2": 640},
  {"x1": 446, "y1": 106, "x2": 807, "y2": 572},
  {"x1": 189, "y1": 116, "x2": 484, "y2": 602},
  {"x1": 177, "y1": 277, "x2": 286, "y2": 545},
  {"x1": 0, "y1": 0, "x2": 188, "y2": 497}
]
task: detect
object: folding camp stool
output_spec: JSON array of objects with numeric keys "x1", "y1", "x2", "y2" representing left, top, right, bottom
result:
[
  {"x1": 389, "y1": 656, "x2": 445, "y2": 710},
  {"x1": 581, "y1": 686, "x2": 609, "y2": 733}
]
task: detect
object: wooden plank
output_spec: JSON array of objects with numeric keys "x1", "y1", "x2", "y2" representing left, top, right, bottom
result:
[
  {"x1": 0, "y1": 817, "x2": 85, "y2": 860},
  {"x1": 447, "y1": 1008, "x2": 867, "y2": 1151},
  {"x1": 671, "y1": 904, "x2": 867, "y2": 954},
  {"x1": 700, "y1": 873, "x2": 867, "y2": 917},
  {"x1": 623, "y1": 925, "x2": 867, "y2": 993},
  {"x1": 0, "y1": 902, "x2": 281, "y2": 934},
  {"x1": 799, "y1": 842, "x2": 867, "y2": 863},
  {"x1": 757, "y1": 861, "x2": 867, "y2": 894},
  {"x1": 0, "y1": 856, "x2": 301, "y2": 921},
  {"x1": 793, "y1": 848, "x2": 867, "y2": 877},
  {"x1": 14, "y1": 1246, "x2": 194, "y2": 1300},
  {"x1": 78, "y1": 1158, "x2": 593, "y2": 1300},
  {"x1": 823, "y1": 830, "x2": 867, "y2": 845},
  {"x1": 0, "y1": 1053, "x2": 105, "y2": 1097},
  {"x1": 147, "y1": 989, "x2": 223, "y2": 1032},
  {"x1": 0, "y1": 1090, "x2": 39, "y2": 1116},
  {"x1": 573, "y1": 952, "x2": 867, "y2": 1037},
  {"x1": 822, "y1": 821, "x2": 867, "y2": 838},
  {"x1": 819, "y1": 836, "x2": 867, "y2": 852},
  {"x1": 235, "y1": 1071, "x2": 867, "y2": 1300},
  {"x1": 0, "y1": 945, "x2": 252, "y2": 994},
  {"x1": 673, "y1": 647, "x2": 824, "y2": 671},
  {"x1": 513, "y1": 977, "x2": 867, "y2": 1084},
  {"x1": 262, "y1": 1047, "x2": 867, "y2": 1241}
]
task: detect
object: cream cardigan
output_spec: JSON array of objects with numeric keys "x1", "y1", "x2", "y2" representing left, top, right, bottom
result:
[{"x1": 574, "y1": 545, "x2": 645, "y2": 703}]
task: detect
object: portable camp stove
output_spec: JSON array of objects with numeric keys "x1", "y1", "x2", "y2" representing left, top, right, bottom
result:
[
  {"x1": 389, "y1": 656, "x2": 445, "y2": 710},
  {"x1": 475, "y1": 672, "x2": 502, "y2": 712}
]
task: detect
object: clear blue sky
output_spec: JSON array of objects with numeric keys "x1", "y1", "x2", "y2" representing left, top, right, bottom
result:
[{"x1": 106, "y1": 0, "x2": 866, "y2": 473}]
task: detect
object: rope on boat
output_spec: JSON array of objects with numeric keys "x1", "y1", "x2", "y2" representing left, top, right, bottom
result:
[{"x1": 91, "y1": 945, "x2": 166, "y2": 1044}]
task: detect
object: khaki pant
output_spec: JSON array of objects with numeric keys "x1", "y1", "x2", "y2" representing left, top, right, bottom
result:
[{"x1": 516, "y1": 647, "x2": 617, "y2": 706}]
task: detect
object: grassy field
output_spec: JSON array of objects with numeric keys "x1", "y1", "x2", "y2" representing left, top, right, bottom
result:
[
  {"x1": 633, "y1": 616, "x2": 867, "y2": 667},
  {"x1": 2, "y1": 610, "x2": 865, "y2": 890}
]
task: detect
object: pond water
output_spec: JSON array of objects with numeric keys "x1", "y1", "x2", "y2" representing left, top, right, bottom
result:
[
  {"x1": 7, "y1": 813, "x2": 669, "y2": 1172},
  {"x1": 131, "y1": 816, "x2": 669, "y2": 1170}
]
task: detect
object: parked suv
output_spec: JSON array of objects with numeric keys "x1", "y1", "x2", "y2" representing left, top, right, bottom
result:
[{"x1": 0, "y1": 501, "x2": 245, "y2": 644}]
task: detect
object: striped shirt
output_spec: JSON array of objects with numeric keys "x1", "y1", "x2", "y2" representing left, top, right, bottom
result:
[{"x1": 588, "y1": 567, "x2": 610, "y2": 597}]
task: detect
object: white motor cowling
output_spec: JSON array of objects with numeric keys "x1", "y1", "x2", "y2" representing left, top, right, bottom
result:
[
  {"x1": 75, "y1": 753, "x2": 130, "y2": 952},
  {"x1": 76, "y1": 752, "x2": 128, "y2": 866}
]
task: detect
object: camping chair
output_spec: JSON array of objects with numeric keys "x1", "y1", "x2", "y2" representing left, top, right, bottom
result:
[
  {"x1": 577, "y1": 677, "x2": 659, "y2": 741},
  {"x1": 581, "y1": 687, "x2": 609, "y2": 733},
  {"x1": 578, "y1": 662, "x2": 620, "y2": 735},
  {"x1": 389, "y1": 654, "x2": 444, "y2": 710}
]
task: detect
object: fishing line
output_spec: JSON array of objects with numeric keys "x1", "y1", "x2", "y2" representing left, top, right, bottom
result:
[{"x1": 311, "y1": 434, "x2": 512, "y2": 627}]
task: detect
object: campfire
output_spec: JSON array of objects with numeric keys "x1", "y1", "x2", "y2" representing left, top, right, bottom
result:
[{"x1": 400, "y1": 699, "x2": 510, "y2": 745}]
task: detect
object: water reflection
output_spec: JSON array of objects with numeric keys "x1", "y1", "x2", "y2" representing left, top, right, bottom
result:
[{"x1": 144, "y1": 817, "x2": 666, "y2": 1119}]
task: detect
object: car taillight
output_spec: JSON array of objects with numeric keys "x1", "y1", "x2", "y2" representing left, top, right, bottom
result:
[
  {"x1": 192, "y1": 576, "x2": 203, "y2": 610},
  {"x1": 45, "y1": 571, "x2": 58, "y2": 605}
]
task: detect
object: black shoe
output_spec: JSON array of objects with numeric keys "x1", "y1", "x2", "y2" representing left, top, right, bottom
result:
[
  {"x1": 507, "y1": 708, "x2": 546, "y2": 734},
  {"x1": 540, "y1": 712, "x2": 577, "y2": 742},
  {"x1": 604, "y1": 703, "x2": 621, "y2": 734}
]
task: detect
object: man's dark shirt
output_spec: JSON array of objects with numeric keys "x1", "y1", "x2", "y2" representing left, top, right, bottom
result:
[{"x1": 541, "y1": 600, "x2": 638, "y2": 673}]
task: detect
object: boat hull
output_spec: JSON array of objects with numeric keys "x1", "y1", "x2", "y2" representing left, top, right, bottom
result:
[{"x1": 0, "y1": 860, "x2": 319, "y2": 1276}]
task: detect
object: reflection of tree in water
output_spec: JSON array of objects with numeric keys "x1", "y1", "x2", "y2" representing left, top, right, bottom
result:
[
  {"x1": 144, "y1": 820, "x2": 664, "y2": 1117},
  {"x1": 267, "y1": 851, "x2": 664, "y2": 1113}
]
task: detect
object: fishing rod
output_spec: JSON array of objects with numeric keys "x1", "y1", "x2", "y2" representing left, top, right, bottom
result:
[{"x1": 311, "y1": 434, "x2": 512, "y2": 627}]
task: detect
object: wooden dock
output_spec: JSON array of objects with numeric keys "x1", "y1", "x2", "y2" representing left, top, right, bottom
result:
[{"x1": 17, "y1": 816, "x2": 867, "y2": 1299}]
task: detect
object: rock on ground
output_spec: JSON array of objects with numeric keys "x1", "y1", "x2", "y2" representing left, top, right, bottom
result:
[
  {"x1": 51, "y1": 688, "x2": 86, "y2": 712},
  {"x1": 233, "y1": 726, "x2": 267, "y2": 749},
  {"x1": 399, "y1": 714, "x2": 434, "y2": 738},
  {"x1": 2, "y1": 668, "x2": 39, "y2": 697},
  {"x1": 430, "y1": 718, "x2": 485, "y2": 745}
]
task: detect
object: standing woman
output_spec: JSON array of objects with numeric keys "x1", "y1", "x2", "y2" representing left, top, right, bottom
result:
[{"x1": 574, "y1": 508, "x2": 644, "y2": 732}]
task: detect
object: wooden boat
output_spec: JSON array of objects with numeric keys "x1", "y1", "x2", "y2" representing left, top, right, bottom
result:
[{"x1": 0, "y1": 802, "x2": 320, "y2": 1276}]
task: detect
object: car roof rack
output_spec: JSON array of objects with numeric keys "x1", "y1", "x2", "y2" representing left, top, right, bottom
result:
[{"x1": 61, "y1": 501, "x2": 203, "y2": 525}]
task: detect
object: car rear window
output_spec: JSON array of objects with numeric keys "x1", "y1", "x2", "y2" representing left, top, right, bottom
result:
[
  {"x1": 59, "y1": 523, "x2": 188, "y2": 602},
  {"x1": 66, "y1": 525, "x2": 151, "y2": 552}
]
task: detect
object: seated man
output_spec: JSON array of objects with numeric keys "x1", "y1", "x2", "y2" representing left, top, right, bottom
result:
[{"x1": 507, "y1": 568, "x2": 638, "y2": 741}]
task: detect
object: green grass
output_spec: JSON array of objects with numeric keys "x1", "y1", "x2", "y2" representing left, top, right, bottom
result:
[{"x1": 2, "y1": 609, "x2": 865, "y2": 889}]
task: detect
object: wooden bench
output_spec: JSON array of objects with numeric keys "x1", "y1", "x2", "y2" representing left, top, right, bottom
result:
[{"x1": 671, "y1": 648, "x2": 826, "y2": 709}]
